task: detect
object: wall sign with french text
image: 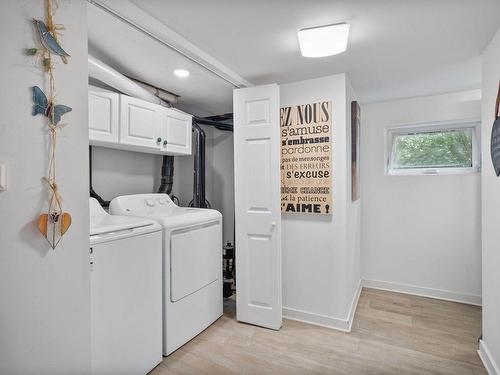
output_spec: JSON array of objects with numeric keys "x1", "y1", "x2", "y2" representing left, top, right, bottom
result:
[{"x1": 280, "y1": 101, "x2": 332, "y2": 214}]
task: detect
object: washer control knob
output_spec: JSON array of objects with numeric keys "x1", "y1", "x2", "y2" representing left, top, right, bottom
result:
[
  {"x1": 145, "y1": 198, "x2": 155, "y2": 207},
  {"x1": 158, "y1": 198, "x2": 167, "y2": 205}
]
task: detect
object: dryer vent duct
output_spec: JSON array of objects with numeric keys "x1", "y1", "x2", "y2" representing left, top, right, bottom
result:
[
  {"x1": 88, "y1": 54, "x2": 171, "y2": 106},
  {"x1": 128, "y1": 76, "x2": 179, "y2": 105}
]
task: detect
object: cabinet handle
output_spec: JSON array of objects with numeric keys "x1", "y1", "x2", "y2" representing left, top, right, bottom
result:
[
  {"x1": 157, "y1": 137, "x2": 162, "y2": 143},
  {"x1": 163, "y1": 140, "x2": 168, "y2": 146}
]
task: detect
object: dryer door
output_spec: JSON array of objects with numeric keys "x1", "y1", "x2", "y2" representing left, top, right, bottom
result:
[{"x1": 170, "y1": 221, "x2": 222, "y2": 302}]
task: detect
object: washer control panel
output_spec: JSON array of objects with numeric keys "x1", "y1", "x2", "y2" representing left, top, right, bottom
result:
[{"x1": 109, "y1": 193, "x2": 177, "y2": 216}]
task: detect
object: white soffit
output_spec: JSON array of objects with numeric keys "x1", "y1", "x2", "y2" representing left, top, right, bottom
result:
[
  {"x1": 88, "y1": 0, "x2": 252, "y2": 89},
  {"x1": 87, "y1": 0, "x2": 255, "y2": 116}
]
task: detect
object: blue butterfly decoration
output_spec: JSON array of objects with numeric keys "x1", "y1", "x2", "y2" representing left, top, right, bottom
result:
[
  {"x1": 33, "y1": 19, "x2": 70, "y2": 60},
  {"x1": 32, "y1": 86, "x2": 72, "y2": 125}
]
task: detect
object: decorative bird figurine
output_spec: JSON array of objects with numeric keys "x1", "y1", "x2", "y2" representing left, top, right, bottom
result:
[{"x1": 33, "y1": 18, "x2": 70, "y2": 63}]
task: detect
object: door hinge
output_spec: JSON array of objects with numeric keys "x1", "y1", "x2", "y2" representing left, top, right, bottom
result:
[{"x1": 90, "y1": 247, "x2": 94, "y2": 272}]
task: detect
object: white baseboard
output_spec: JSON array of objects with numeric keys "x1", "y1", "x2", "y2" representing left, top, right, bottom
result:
[
  {"x1": 362, "y1": 279, "x2": 482, "y2": 306},
  {"x1": 283, "y1": 279, "x2": 362, "y2": 333},
  {"x1": 479, "y1": 340, "x2": 500, "y2": 375},
  {"x1": 346, "y1": 279, "x2": 362, "y2": 332},
  {"x1": 282, "y1": 306, "x2": 351, "y2": 332}
]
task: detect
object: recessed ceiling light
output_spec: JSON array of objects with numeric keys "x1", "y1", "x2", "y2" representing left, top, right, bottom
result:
[
  {"x1": 298, "y1": 23, "x2": 350, "y2": 58},
  {"x1": 174, "y1": 69, "x2": 190, "y2": 78}
]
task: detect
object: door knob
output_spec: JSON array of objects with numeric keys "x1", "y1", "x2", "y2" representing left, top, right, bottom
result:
[{"x1": 271, "y1": 221, "x2": 277, "y2": 227}]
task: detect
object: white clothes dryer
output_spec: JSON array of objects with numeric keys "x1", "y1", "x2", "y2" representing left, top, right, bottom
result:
[{"x1": 109, "y1": 194, "x2": 223, "y2": 356}]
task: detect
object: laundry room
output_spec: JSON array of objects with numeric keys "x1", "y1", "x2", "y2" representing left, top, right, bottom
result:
[{"x1": 1, "y1": 1, "x2": 500, "y2": 375}]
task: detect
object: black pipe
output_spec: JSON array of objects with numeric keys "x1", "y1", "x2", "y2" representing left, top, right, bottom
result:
[
  {"x1": 193, "y1": 116, "x2": 233, "y2": 132},
  {"x1": 205, "y1": 113, "x2": 233, "y2": 122},
  {"x1": 189, "y1": 116, "x2": 233, "y2": 208},
  {"x1": 191, "y1": 121, "x2": 207, "y2": 208},
  {"x1": 89, "y1": 146, "x2": 110, "y2": 207},
  {"x1": 157, "y1": 155, "x2": 175, "y2": 195}
]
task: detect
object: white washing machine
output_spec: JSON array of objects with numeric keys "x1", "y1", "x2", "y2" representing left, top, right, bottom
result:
[
  {"x1": 89, "y1": 198, "x2": 163, "y2": 375},
  {"x1": 109, "y1": 193, "x2": 223, "y2": 356}
]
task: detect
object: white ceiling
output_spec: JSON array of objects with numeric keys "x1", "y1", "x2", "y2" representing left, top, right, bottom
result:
[
  {"x1": 131, "y1": 0, "x2": 500, "y2": 101},
  {"x1": 89, "y1": 1, "x2": 500, "y2": 115}
]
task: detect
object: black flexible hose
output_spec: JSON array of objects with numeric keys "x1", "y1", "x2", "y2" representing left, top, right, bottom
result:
[
  {"x1": 157, "y1": 155, "x2": 175, "y2": 195},
  {"x1": 89, "y1": 146, "x2": 110, "y2": 207}
]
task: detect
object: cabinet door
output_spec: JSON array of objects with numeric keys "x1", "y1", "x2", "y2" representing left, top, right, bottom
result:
[
  {"x1": 120, "y1": 95, "x2": 162, "y2": 150},
  {"x1": 161, "y1": 108, "x2": 192, "y2": 155},
  {"x1": 89, "y1": 90, "x2": 119, "y2": 143}
]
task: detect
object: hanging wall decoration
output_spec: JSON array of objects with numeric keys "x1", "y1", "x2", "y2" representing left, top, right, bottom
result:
[
  {"x1": 280, "y1": 101, "x2": 333, "y2": 214},
  {"x1": 490, "y1": 81, "x2": 500, "y2": 177},
  {"x1": 27, "y1": 0, "x2": 72, "y2": 249}
]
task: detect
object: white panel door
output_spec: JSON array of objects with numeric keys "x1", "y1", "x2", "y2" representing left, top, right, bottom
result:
[
  {"x1": 233, "y1": 84, "x2": 282, "y2": 330},
  {"x1": 120, "y1": 95, "x2": 162, "y2": 150},
  {"x1": 88, "y1": 89, "x2": 119, "y2": 143},
  {"x1": 161, "y1": 108, "x2": 192, "y2": 155}
]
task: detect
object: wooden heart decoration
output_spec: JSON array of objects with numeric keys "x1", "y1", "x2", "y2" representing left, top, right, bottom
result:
[{"x1": 38, "y1": 211, "x2": 72, "y2": 249}]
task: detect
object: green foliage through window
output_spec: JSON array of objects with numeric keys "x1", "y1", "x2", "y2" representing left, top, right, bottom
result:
[{"x1": 392, "y1": 129, "x2": 473, "y2": 169}]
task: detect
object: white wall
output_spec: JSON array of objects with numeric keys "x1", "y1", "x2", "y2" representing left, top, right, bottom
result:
[
  {"x1": 361, "y1": 90, "x2": 482, "y2": 305},
  {"x1": 92, "y1": 146, "x2": 161, "y2": 201},
  {"x1": 0, "y1": 1, "x2": 90, "y2": 374},
  {"x1": 480, "y1": 27, "x2": 500, "y2": 374},
  {"x1": 209, "y1": 128, "x2": 235, "y2": 243},
  {"x1": 281, "y1": 74, "x2": 361, "y2": 331}
]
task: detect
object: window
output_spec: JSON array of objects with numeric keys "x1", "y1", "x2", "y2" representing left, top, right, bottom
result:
[{"x1": 386, "y1": 120, "x2": 480, "y2": 175}]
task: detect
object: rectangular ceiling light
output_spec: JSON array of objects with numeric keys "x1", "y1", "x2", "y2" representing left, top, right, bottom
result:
[{"x1": 298, "y1": 23, "x2": 350, "y2": 58}]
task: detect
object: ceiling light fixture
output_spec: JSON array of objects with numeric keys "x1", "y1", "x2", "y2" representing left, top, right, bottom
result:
[
  {"x1": 298, "y1": 23, "x2": 350, "y2": 58},
  {"x1": 174, "y1": 69, "x2": 190, "y2": 78}
]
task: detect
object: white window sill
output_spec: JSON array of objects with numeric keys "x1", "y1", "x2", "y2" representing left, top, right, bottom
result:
[{"x1": 386, "y1": 167, "x2": 480, "y2": 176}]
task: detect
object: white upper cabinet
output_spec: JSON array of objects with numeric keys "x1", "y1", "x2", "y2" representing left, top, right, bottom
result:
[
  {"x1": 89, "y1": 89, "x2": 120, "y2": 144},
  {"x1": 160, "y1": 108, "x2": 192, "y2": 155},
  {"x1": 88, "y1": 89, "x2": 192, "y2": 155},
  {"x1": 119, "y1": 95, "x2": 163, "y2": 150}
]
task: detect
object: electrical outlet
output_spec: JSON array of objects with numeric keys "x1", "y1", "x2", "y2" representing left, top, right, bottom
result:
[{"x1": 0, "y1": 162, "x2": 6, "y2": 191}]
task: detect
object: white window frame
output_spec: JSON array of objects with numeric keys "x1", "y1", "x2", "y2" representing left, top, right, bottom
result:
[{"x1": 385, "y1": 119, "x2": 481, "y2": 176}]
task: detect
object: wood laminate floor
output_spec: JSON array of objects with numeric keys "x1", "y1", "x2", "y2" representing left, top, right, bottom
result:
[{"x1": 150, "y1": 288, "x2": 485, "y2": 374}]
